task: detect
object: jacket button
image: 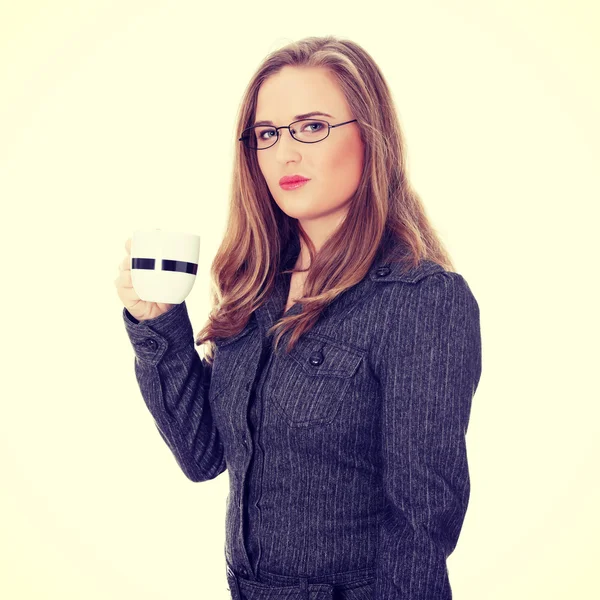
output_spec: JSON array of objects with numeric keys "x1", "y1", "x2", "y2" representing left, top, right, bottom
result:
[
  {"x1": 375, "y1": 266, "x2": 391, "y2": 277},
  {"x1": 145, "y1": 339, "x2": 158, "y2": 351},
  {"x1": 242, "y1": 437, "x2": 248, "y2": 446},
  {"x1": 309, "y1": 351, "x2": 324, "y2": 366},
  {"x1": 240, "y1": 567, "x2": 248, "y2": 576}
]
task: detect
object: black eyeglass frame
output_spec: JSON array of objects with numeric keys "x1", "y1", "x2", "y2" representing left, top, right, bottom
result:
[{"x1": 238, "y1": 118, "x2": 358, "y2": 150}]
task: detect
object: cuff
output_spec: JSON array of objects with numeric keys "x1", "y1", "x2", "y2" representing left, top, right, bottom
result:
[{"x1": 122, "y1": 301, "x2": 195, "y2": 367}]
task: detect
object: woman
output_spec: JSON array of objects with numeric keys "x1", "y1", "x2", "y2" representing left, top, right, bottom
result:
[{"x1": 116, "y1": 35, "x2": 482, "y2": 600}]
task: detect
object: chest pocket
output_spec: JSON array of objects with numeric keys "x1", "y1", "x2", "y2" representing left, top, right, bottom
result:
[{"x1": 267, "y1": 335, "x2": 365, "y2": 427}]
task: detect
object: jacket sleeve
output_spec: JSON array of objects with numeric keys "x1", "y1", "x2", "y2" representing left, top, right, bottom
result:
[
  {"x1": 122, "y1": 301, "x2": 227, "y2": 482},
  {"x1": 374, "y1": 272, "x2": 482, "y2": 599}
]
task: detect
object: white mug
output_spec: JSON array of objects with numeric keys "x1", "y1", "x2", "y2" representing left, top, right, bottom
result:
[{"x1": 131, "y1": 229, "x2": 200, "y2": 304}]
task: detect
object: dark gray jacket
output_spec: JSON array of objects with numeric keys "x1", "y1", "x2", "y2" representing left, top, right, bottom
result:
[{"x1": 122, "y1": 234, "x2": 482, "y2": 599}]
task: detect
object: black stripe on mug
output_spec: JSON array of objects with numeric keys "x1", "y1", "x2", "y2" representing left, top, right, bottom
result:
[
  {"x1": 162, "y1": 259, "x2": 198, "y2": 275},
  {"x1": 131, "y1": 258, "x2": 155, "y2": 269},
  {"x1": 132, "y1": 258, "x2": 197, "y2": 274}
]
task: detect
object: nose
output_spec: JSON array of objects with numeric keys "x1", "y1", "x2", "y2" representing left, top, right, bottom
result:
[{"x1": 274, "y1": 127, "x2": 302, "y2": 161}]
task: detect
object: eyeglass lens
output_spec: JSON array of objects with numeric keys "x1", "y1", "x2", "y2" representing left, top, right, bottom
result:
[{"x1": 242, "y1": 119, "x2": 329, "y2": 149}]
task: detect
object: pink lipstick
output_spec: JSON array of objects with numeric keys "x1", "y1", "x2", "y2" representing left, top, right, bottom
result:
[{"x1": 279, "y1": 174, "x2": 310, "y2": 190}]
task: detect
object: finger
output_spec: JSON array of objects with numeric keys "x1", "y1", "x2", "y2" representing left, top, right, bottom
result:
[
  {"x1": 125, "y1": 238, "x2": 131, "y2": 253},
  {"x1": 123, "y1": 268, "x2": 133, "y2": 288},
  {"x1": 120, "y1": 280, "x2": 142, "y2": 307},
  {"x1": 121, "y1": 286, "x2": 140, "y2": 305},
  {"x1": 116, "y1": 284, "x2": 141, "y2": 309},
  {"x1": 114, "y1": 269, "x2": 133, "y2": 289}
]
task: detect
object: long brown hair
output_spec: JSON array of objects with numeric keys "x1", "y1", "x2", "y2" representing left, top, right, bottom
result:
[{"x1": 195, "y1": 35, "x2": 454, "y2": 365}]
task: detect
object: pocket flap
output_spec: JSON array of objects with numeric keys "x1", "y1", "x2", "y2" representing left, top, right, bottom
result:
[{"x1": 288, "y1": 335, "x2": 364, "y2": 377}]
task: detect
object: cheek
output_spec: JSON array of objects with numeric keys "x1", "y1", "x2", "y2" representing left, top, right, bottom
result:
[
  {"x1": 325, "y1": 139, "x2": 364, "y2": 184},
  {"x1": 256, "y1": 155, "x2": 268, "y2": 179},
  {"x1": 261, "y1": 159, "x2": 282, "y2": 187},
  {"x1": 256, "y1": 158, "x2": 275, "y2": 191}
]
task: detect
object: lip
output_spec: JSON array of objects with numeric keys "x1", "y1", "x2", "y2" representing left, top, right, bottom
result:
[
  {"x1": 279, "y1": 175, "x2": 310, "y2": 186},
  {"x1": 280, "y1": 179, "x2": 310, "y2": 191}
]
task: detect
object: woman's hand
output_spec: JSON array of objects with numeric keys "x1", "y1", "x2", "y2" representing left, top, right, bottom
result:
[{"x1": 114, "y1": 237, "x2": 175, "y2": 321}]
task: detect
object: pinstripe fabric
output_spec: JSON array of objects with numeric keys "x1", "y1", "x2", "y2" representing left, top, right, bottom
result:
[{"x1": 122, "y1": 233, "x2": 482, "y2": 599}]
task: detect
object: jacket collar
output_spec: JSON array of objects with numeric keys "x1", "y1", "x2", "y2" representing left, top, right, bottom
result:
[
  {"x1": 278, "y1": 231, "x2": 444, "y2": 282},
  {"x1": 252, "y1": 233, "x2": 444, "y2": 336}
]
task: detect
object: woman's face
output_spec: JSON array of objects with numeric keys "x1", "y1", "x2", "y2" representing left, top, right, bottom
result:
[{"x1": 253, "y1": 66, "x2": 365, "y2": 246}]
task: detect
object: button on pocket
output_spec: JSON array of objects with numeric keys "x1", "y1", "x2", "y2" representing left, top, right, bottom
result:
[
  {"x1": 269, "y1": 335, "x2": 364, "y2": 427},
  {"x1": 308, "y1": 350, "x2": 324, "y2": 366}
]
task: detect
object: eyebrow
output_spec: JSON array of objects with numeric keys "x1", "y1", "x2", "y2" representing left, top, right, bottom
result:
[{"x1": 252, "y1": 111, "x2": 334, "y2": 127}]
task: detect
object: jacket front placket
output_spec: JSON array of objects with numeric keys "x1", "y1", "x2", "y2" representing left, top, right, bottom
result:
[{"x1": 237, "y1": 241, "x2": 303, "y2": 579}]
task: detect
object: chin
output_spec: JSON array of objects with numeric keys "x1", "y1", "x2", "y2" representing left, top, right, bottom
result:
[
  {"x1": 271, "y1": 195, "x2": 313, "y2": 217},
  {"x1": 279, "y1": 205, "x2": 323, "y2": 222}
]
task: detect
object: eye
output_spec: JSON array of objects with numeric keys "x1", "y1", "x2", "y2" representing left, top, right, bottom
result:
[
  {"x1": 258, "y1": 127, "x2": 276, "y2": 140},
  {"x1": 302, "y1": 121, "x2": 325, "y2": 132}
]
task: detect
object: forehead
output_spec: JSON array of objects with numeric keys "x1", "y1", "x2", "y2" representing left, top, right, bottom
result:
[{"x1": 255, "y1": 66, "x2": 348, "y2": 122}]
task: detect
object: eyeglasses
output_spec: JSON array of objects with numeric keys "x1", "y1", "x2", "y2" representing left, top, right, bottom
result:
[{"x1": 239, "y1": 118, "x2": 358, "y2": 150}]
